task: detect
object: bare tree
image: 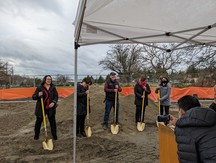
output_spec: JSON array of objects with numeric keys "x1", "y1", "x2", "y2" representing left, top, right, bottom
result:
[
  {"x1": 56, "y1": 74, "x2": 70, "y2": 86},
  {"x1": 141, "y1": 43, "x2": 202, "y2": 78},
  {"x1": 186, "y1": 46, "x2": 216, "y2": 86},
  {"x1": 99, "y1": 44, "x2": 143, "y2": 83},
  {"x1": 0, "y1": 61, "x2": 13, "y2": 88},
  {"x1": 194, "y1": 46, "x2": 216, "y2": 69}
]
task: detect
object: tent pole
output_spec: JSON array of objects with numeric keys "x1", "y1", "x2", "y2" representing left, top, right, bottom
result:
[
  {"x1": 172, "y1": 25, "x2": 213, "y2": 50},
  {"x1": 73, "y1": 42, "x2": 79, "y2": 163}
]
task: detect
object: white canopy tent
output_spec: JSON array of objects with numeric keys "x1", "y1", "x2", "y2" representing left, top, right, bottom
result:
[
  {"x1": 75, "y1": 0, "x2": 216, "y2": 51},
  {"x1": 73, "y1": 0, "x2": 216, "y2": 162}
]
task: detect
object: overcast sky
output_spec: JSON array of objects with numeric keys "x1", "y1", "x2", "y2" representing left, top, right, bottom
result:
[{"x1": 0, "y1": 0, "x2": 109, "y2": 77}]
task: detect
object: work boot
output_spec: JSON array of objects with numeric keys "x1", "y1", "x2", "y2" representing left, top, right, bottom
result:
[
  {"x1": 103, "y1": 124, "x2": 108, "y2": 130},
  {"x1": 81, "y1": 131, "x2": 87, "y2": 137},
  {"x1": 76, "y1": 133, "x2": 82, "y2": 138},
  {"x1": 34, "y1": 135, "x2": 39, "y2": 140},
  {"x1": 52, "y1": 135, "x2": 58, "y2": 140}
]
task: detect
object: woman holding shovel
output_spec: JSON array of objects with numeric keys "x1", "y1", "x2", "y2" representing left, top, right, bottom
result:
[
  {"x1": 32, "y1": 75, "x2": 58, "y2": 140},
  {"x1": 134, "y1": 76, "x2": 151, "y2": 125},
  {"x1": 76, "y1": 77, "x2": 92, "y2": 138},
  {"x1": 155, "y1": 76, "x2": 171, "y2": 115}
]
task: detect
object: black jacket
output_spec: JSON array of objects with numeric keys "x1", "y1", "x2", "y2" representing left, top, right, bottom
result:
[
  {"x1": 209, "y1": 102, "x2": 216, "y2": 112},
  {"x1": 32, "y1": 84, "x2": 58, "y2": 118},
  {"x1": 175, "y1": 107, "x2": 216, "y2": 163},
  {"x1": 77, "y1": 83, "x2": 90, "y2": 115},
  {"x1": 104, "y1": 79, "x2": 122, "y2": 101},
  {"x1": 134, "y1": 82, "x2": 151, "y2": 106}
]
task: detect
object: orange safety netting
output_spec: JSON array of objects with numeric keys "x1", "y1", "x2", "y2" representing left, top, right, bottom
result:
[
  {"x1": 0, "y1": 87, "x2": 74, "y2": 100},
  {"x1": 121, "y1": 87, "x2": 214, "y2": 101},
  {"x1": 0, "y1": 87, "x2": 214, "y2": 101}
]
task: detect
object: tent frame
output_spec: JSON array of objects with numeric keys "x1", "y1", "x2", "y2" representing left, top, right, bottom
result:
[
  {"x1": 77, "y1": 22, "x2": 216, "y2": 51},
  {"x1": 73, "y1": 1, "x2": 216, "y2": 163}
]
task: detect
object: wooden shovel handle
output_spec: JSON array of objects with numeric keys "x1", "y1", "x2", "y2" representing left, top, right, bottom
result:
[
  {"x1": 158, "y1": 90, "x2": 160, "y2": 115},
  {"x1": 141, "y1": 91, "x2": 145, "y2": 122},
  {"x1": 86, "y1": 93, "x2": 90, "y2": 119},
  {"x1": 114, "y1": 91, "x2": 117, "y2": 123},
  {"x1": 41, "y1": 97, "x2": 47, "y2": 128}
]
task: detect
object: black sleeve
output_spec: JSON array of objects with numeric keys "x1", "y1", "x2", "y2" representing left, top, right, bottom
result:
[
  {"x1": 52, "y1": 86, "x2": 58, "y2": 104},
  {"x1": 77, "y1": 84, "x2": 87, "y2": 97},
  {"x1": 209, "y1": 103, "x2": 216, "y2": 112},
  {"x1": 145, "y1": 84, "x2": 151, "y2": 95},
  {"x1": 134, "y1": 84, "x2": 142, "y2": 98},
  {"x1": 32, "y1": 86, "x2": 42, "y2": 100}
]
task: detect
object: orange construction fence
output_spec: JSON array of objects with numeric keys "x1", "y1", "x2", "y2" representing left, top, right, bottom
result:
[
  {"x1": 158, "y1": 124, "x2": 179, "y2": 163},
  {"x1": 0, "y1": 86, "x2": 214, "y2": 100},
  {"x1": 0, "y1": 87, "x2": 74, "y2": 100},
  {"x1": 121, "y1": 87, "x2": 214, "y2": 102}
]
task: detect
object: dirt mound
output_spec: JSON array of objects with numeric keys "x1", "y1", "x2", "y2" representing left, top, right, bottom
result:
[{"x1": 0, "y1": 85, "x2": 161, "y2": 163}]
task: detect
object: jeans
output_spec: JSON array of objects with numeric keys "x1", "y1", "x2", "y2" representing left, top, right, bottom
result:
[{"x1": 103, "y1": 99, "x2": 119, "y2": 126}]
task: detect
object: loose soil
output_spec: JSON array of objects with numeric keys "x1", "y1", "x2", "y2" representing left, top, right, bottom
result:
[{"x1": 0, "y1": 85, "x2": 211, "y2": 163}]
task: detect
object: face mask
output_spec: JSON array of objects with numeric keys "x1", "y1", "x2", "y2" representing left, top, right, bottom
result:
[{"x1": 161, "y1": 81, "x2": 167, "y2": 86}]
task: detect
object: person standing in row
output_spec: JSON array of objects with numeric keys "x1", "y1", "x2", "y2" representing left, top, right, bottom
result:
[
  {"x1": 134, "y1": 76, "x2": 151, "y2": 124},
  {"x1": 77, "y1": 77, "x2": 92, "y2": 137},
  {"x1": 155, "y1": 76, "x2": 171, "y2": 115},
  {"x1": 103, "y1": 72, "x2": 122, "y2": 130},
  {"x1": 32, "y1": 75, "x2": 58, "y2": 140}
]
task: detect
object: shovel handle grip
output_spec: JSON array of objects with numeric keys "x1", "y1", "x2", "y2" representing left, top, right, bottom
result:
[
  {"x1": 41, "y1": 97, "x2": 47, "y2": 127},
  {"x1": 86, "y1": 93, "x2": 90, "y2": 122},
  {"x1": 141, "y1": 91, "x2": 145, "y2": 122},
  {"x1": 114, "y1": 91, "x2": 117, "y2": 123},
  {"x1": 158, "y1": 90, "x2": 160, "y2": 115}
]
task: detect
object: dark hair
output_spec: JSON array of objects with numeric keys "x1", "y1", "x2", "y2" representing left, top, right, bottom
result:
[
  {"x1": 161, "y1": 76, "x2": 169, "y2": 83},
  {"x1": 177, "y1": 95, "x2": 201, "y2": 112},
  {"x1": 42, "y1": 75, "x2": 52, "y2": 85},
  {"x1": 140, "y1": 75, "x2": 146, "y2": 82},
  {"x1": 82, "y1": 77, "x2": 92, "y2": 85},
  {"x1": 110, "y1": 72, "x2": 116, "y2": 76}
]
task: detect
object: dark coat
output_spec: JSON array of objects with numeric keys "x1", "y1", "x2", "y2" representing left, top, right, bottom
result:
[
  {"x1": 155, "y1": 83, "x2": 171, "y2": 106},
  {"x1": 32, "y1": 84, "x2": 58, "y2": 118},
  {"x1": 209, "y1": 102, "x2": 216, "y2": 112},
  {"x1": 134, "y1": 82, "x2": 151, "y2": 106},
  {"x1": 77, "y1": 83, "x2": 90, "y2": 115},
  {"x1": 104, "y1": 79, "x2": 122, "y2": 101},
  {"x1": 175, "y1": 107, "x2": 216, "y2": 163}
]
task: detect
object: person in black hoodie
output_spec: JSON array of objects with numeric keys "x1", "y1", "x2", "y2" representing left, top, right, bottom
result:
[
  {"x1": 77, "y1": 77, "x2": 92, "y2": 137},
  {"x1": 169, "y1": 95, "x2": 216, "y2": 163},
  {"x1": 32, "y1": 75, "x2": 58, "y2": 140},
  {"x1": 103, "y1": 72, "x2": 122, "y2": 130},
  {"x1": 134, "y1": 76, "x2": 151, "y2": 124}
]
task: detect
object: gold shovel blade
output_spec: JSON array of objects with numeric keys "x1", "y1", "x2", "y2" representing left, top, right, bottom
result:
[
  {"x1": 111, "y1": 124, "x2": 119, "y2": 134},
  {"x1": 137, "y1": 122, "x2": 145, "y2": 131},
  {"x1": 42, "y1": 139, "x2": 53, "y2": 150},
  {"x1": 85, "y1": 126, "x2": 92, "y2": 137}
]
